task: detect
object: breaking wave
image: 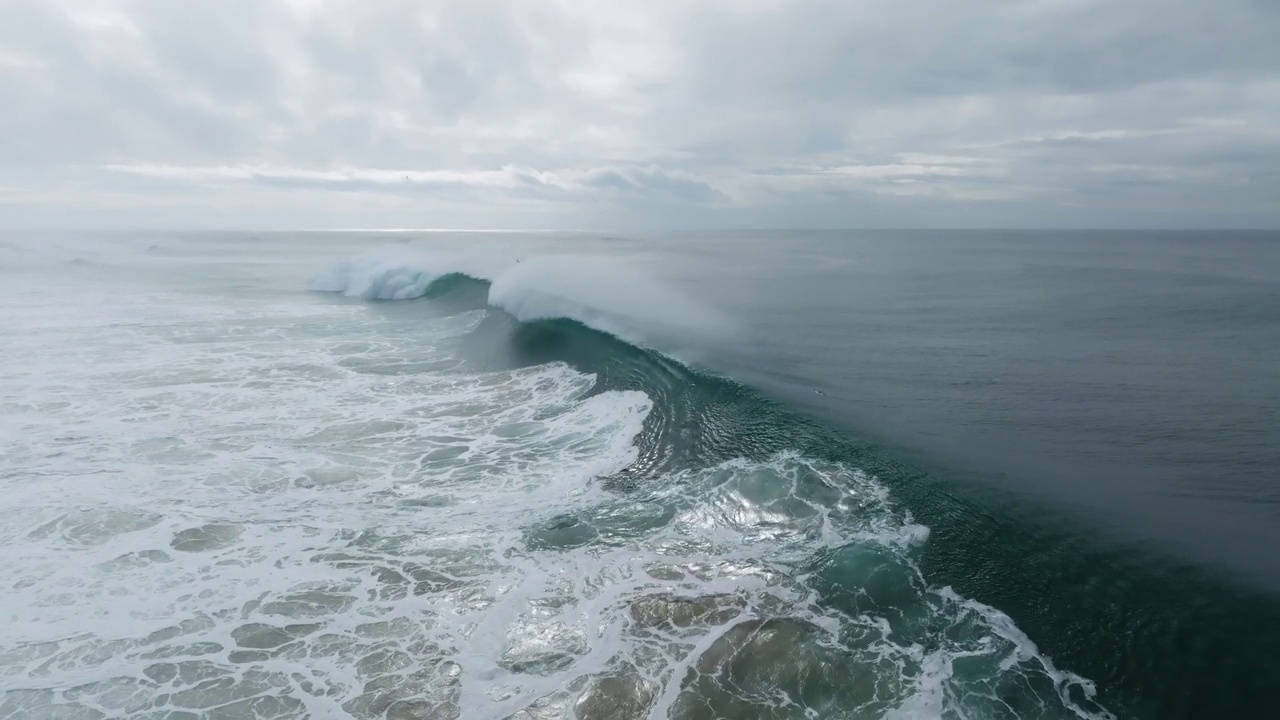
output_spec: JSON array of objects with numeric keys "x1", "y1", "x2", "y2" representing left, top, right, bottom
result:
[
  {"x1": 301, "y1": 248, "x2": 1113, "y2": 719},
  {"x1": 309, "y1": 247, "x2": 734, "y2": 355},
  {"x1": 0, "y1": 244, "x2": 1112, "y2": 719}
]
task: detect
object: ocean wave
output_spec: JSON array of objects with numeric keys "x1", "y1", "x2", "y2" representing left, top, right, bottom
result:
[
  {"x1": 311, "y1": 247, "x2": 734, "y2": 353},
  {"x1": 301, "y1": 247, "x2": 1116, "y2": 719},
  {"x1": 0, "y1": 246, "x2": 1114, "y2": 719},
  {"x1": 308, "y1": 247, "x2": 495, "y2": 301}
]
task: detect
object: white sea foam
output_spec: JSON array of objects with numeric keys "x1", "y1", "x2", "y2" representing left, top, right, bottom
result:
[
  {"x1": 0, "y1": 254, "x2": 655, "y2": 717},
  {"x1": 0, "y1": 239, "x2": 1111, "y2": 720},
  {"x1": 307, "y1": 246, "x2": 503, "y2": 300}
]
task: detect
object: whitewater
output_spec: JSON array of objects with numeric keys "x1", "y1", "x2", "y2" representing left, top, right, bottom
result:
[{"x1": 0, "y1": 233, "x2": 1112, "y2": 719}]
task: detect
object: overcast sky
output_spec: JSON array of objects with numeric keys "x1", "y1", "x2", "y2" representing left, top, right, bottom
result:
[{"x1": 2, "y1": 0, "x2": 1279, "y2": 229}]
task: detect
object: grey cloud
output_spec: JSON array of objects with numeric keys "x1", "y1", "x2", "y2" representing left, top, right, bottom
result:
[
  {"x1": 0, "y1": 0, "x2": 1278, "y2": 228},
  {"x1": 670, "y1": 0, "x2": 1280, "y2": 103},
  {"x1": 581, "y1": 167, "x2": 724, "y2": 203}
]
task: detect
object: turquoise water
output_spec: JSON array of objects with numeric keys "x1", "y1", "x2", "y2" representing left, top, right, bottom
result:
[{"x1": 1, "y1": 230, "x2": 1277, "y2": 718}]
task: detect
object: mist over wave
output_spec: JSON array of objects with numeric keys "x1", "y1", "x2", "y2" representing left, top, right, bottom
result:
[
  {"x1": 310, "y1": 247, "x2": 735, "y2": 355},
  {"x1": 308, "y1": 246, "x2": 503, "y2": 300}
]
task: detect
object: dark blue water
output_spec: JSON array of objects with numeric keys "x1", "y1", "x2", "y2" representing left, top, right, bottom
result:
[
  {"x1": 300, "y1": 227, "x2": 1280, "y2": 716},
  {"x1": 639, "y1": 229, "x2": 1280, "y2": 718},
  {"x1": 299, "y1": 227, "x2": 1279, "y2": 715},
  {"x1": 655, "y1": 230, "x2": 1280, "y2": 587}
]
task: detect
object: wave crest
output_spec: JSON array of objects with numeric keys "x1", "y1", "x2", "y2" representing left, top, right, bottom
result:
[
  {"x1": 308, "y1": 248, "x2": 497, "y2": 301},
  {"x1": 312, "y1": 247, "x2": 733, "y2": 350}
]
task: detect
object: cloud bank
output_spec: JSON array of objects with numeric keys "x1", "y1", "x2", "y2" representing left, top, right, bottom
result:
[{"x1": 2, "y1": 0, "x2": 1278, "y2": 228}]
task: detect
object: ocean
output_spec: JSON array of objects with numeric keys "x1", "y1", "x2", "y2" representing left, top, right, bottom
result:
[{"x1": 1, "y1": 229, "x2": 1277, "y2": 719}]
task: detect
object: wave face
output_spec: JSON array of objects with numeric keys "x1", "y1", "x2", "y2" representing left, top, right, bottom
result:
[
  {"x1": 302, "y1": 250, "x2": 1113, "y2": 719},
  {"x1": 0, "y1": 241, "x2": 1109, "y2": 720}
]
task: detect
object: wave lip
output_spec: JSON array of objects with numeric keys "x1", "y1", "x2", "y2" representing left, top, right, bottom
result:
[
  {"x1": 487, "y1": 254, "x2": 731, "y2": 342},
  {"x1": 311, "y1": 247, "x2": 735, "y2": 353},
  {"x1": 308, "y1": 258, "x2": 438, "y2": 300},
  {"x1": 308, "y1": 247, "x2": 501, "y2": 301}
]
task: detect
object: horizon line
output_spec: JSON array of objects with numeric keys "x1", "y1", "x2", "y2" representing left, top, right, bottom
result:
[{"x1": 4, "y1": 226, "x2": 1279, "y2": 234}]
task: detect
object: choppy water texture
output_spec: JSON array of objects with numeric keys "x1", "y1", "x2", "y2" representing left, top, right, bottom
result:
[{"x1": 1, "y1": 230, "x2": 1277, "y2": 719}]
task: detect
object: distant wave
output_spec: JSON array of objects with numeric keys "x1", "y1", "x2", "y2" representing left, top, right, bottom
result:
[{"x1": 311, "y1": 247, "x2": 734, "y2": 354}]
